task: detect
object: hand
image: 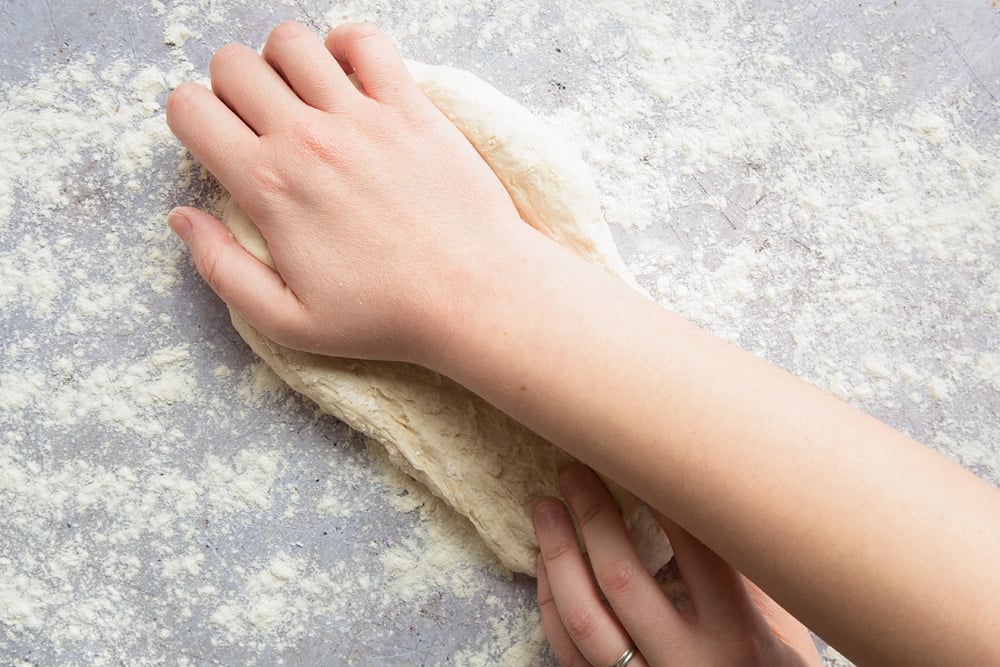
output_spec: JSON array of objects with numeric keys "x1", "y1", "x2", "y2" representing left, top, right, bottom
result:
[
  {"x1": 533, "y1": 464, "x2": 822, "y2": 666},
  {"x1": 166, "y1": 22, "x2": 529, "y2": 363}
]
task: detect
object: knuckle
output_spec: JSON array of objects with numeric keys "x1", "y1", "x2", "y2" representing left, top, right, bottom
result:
[
  {"x1": 540, "y1": 535, "x2": 575, "y2": 564},
  {"x1": 198, "y1": 244, "x2": 227, "y2": 298},
  {"x1": 595, "y1": 557, "x2": 641, "y2": 597},
  {"x1": 573, "y1": 497, "x2": 604, "y2": 528},
  {"x1": 250, "y1": 301, "x2": 314, "y2": 353},
  {"x1": 293, "y1": 122, "x2": 346, "y2": 166},
  {"x1": 537, "y1": 590, "x2": 557, "y2": 611},
  {"x1": 562, "y1": 603, "x2": 601, "y2": 643},
  {"x1": 246, "y1": 161, "x2": 290, "y2": 199}
]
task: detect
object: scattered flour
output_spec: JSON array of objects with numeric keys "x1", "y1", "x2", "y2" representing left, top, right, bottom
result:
[{"x1": 1, "y1": 1, "x2": 996, "y2": 666}]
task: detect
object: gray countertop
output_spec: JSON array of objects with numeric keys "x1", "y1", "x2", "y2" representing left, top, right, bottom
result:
[{"x1": 1, "y1": 1, "x2": 997, "y2": 665}]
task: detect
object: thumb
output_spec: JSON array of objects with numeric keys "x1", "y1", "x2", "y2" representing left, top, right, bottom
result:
[{"x1": 168, "y1": 206, "x2": 305, "y2": 340}]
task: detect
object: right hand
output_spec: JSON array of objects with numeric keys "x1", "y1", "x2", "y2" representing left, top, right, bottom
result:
[{"x1": 534, "y1": 464, "x2": 823, "y2": 666}]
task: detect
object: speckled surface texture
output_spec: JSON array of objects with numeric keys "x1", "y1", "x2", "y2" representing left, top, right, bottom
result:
[{"x1": 1, "y1": 1, "x2": 997, "y2": 665}]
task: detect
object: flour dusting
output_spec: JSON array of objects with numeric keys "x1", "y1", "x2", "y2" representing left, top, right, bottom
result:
[{"x1": 1, "y1": 1, "x2": 996, "y2": 665}]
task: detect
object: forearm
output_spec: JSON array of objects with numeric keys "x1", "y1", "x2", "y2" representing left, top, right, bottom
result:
[{"x1": 431, "y1": 228, "x2": 1000, "y2": 665}]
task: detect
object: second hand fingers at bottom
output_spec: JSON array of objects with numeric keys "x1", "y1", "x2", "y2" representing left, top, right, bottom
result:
[
  {"x1": 559, "y1": 464, "x2": 683, "y2": 664},
  {"x1": 536, "y1": 555, "x2": 589, "y2": 666},
  {"x1": 534, "y1": 498, "x2": 645, "y2": 667}
]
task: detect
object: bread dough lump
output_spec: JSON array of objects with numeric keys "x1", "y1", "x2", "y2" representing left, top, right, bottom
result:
[{"x1": 222, "y1": 61, "x2": 669, "y2": 575}]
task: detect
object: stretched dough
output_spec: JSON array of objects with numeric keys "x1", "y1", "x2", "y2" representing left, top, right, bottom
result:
[{"x1": 222, "y1": 61, "x2": 670, "y2": 575}]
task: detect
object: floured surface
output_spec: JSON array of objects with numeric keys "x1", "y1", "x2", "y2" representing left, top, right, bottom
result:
[{"x1": 1, "y1": 1, "x2": 997, "y2": 665}]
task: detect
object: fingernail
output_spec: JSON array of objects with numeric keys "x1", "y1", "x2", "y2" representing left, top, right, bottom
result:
[
  {"x1": 167, "y1": 208, "x2": 192, "y2": 242},
  {"x1": 533, "y1": 499, "x2": 561, "y2": 529}
]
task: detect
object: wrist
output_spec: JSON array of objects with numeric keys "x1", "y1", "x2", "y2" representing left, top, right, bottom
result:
[{"x1": 413, "y1": 223, "x2": 570, "y2": 377}]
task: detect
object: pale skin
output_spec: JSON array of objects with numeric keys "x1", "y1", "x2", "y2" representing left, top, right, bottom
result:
[{"x1": 165, "y1": 22, "x2": 1000, "y2": 666}]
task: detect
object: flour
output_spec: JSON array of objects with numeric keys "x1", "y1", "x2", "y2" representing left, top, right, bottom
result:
[
  {"x1": 165, "y1": 24, "x2": 198, "y2": 48},
  {"x1": 1, "y1": 0, "x2": 997, "y2": 665}
]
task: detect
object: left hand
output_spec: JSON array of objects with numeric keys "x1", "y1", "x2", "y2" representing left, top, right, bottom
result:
[
  {"x1": 532, "y1": 464, "x2": 823, "y2": 666},
  {"x1": 166, "y1": 22, "x2": 531, "y2": 365}
]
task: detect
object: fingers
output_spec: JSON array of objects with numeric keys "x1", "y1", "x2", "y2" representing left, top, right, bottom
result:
[
  {"x1": 652, "y1": 509, "x2": 757, "y2": 626},
  {"x1": 165, "y1": 82, "x2": 258, "y2": 195},
  {"x1": 533, "y1": 498, "x2": 643, "y2": 667},
  {"x1": 167, "y1": 207, "x2": 305, "y2": 340},
  {"x1": 262, "y1": 22, "x2": 358, "y2": 111},
  {"x1": 324, "y1": 23, "x2": 419, "y2": 103},
  {"x1": 536, "y1": 556, "x2": 589, "y2": 667},
  {"x1": 210, "y1": 42, "x2": 303, "y2": 135},
  {"x1": 558, "y1": 464, "x2": 683, "y2": 663},
  {"x1": 537, "y1": 464, "x2": 822, "y2": 666}
]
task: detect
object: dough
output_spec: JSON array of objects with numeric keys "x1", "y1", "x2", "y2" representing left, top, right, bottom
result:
[{"x1": 222, "y1": 61, "x2": 670, "y2": 575}]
